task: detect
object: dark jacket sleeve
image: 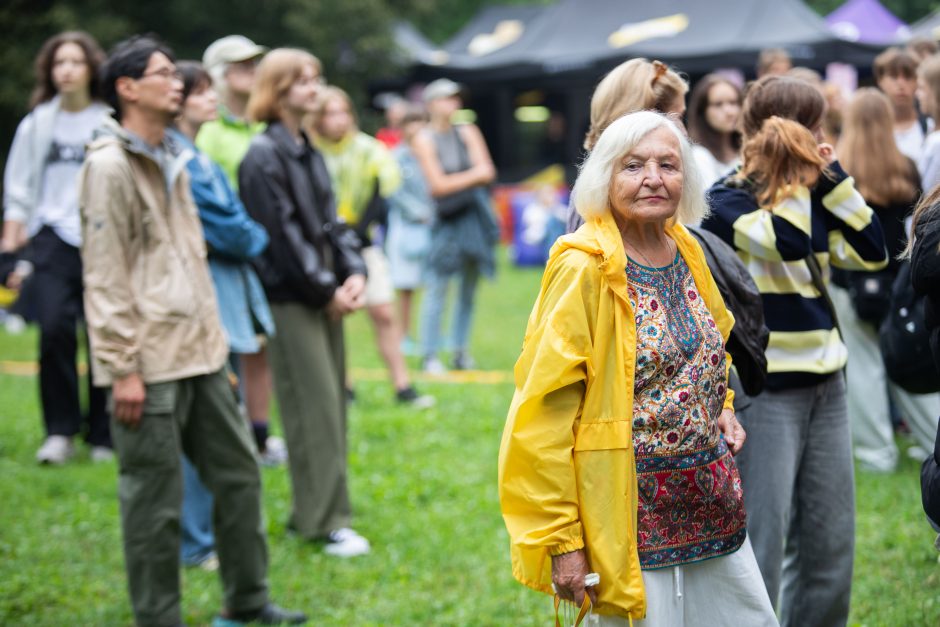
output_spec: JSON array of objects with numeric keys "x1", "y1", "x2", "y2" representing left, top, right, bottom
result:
[
  {"x1": 239, "y1": 142, "x2": 338, "y2": 307},
  {"x1": 816, "y1": 162, "x2": 888, "y2": 271},
  {"x1": 189, "y1": 157, "x2": 268, "y2": 261},
  {"x1": 923, "y1": 416, "x2": 940, "y2": 527}
]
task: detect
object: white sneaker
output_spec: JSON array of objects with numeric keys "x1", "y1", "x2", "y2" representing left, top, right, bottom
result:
[
  {"x1": 422, "y1": 356, "x2": 448, "y2": 376},
  {"x1": 907, "y1": 445, "x2": 930, "y2": 461},
  {"x1": 90, "y1": 446, "x2": 115, "y2": 463},
  {"x1": 323, "y1": 528, "x2": 371, "y2": 557},
  {"x1": 36, "y1": 435, "x2": 74, "y2": 465},
  {"x1": 260, "y1": 435, "x2": 288, "y2": 466}
]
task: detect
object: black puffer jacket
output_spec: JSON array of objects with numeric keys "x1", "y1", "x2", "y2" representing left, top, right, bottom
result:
[{"x1": 239, "y1": 123, "x2": 366, "y2": 308}]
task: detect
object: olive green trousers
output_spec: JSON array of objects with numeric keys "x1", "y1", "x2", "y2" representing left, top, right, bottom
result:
[
  {"x1": 267, "y1": 302, "x2": 352, "y2": 539},
  {"x1": 110, "y1": 368, "x2": 269, "y2": 626}
]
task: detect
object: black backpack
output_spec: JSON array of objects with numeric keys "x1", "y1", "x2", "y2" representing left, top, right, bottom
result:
[
  {"x1": 688, "y1": 226, "x2": 770, "y2": 397},
  {"x1": 879, "y1": 260, "x2": 940, "y2": 394}
]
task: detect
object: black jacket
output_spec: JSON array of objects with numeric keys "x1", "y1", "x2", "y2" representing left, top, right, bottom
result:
[
  {"x1": 688, "y1": 226, "x2": 770, "y2": 398},
  {"x1": 239, "y1": 123, "x2": 366, "y2": 308},
  {"x1": 911, "y1": 206, "x2": 940, "y2": 370},
  {"x1": 911, "y1": 206, "x2": 940, "y2": 527}
]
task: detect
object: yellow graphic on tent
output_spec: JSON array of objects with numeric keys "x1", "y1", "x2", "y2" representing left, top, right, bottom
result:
[
  {"x1": 469, "y1": 20, "x2": 524, "y2": 56},
  {"x1": 608, "y1": 14, "x2": 690, "y2": 49}
]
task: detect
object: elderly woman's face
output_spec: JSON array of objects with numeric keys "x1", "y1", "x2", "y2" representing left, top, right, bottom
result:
[{"x1": 609, "y1": 126, "x2": 683, "y2": 224}]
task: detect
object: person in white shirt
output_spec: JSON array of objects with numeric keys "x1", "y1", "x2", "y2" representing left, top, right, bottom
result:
[
  {"x1": 688, "y1": 74, "x2": 742, "y2": 189},
  {"x1": 876, "y1": 47, "x2": 930, "y2": 162},
  {"x1": 1, "y1": 31, "x2": 112, "y2": 465}
]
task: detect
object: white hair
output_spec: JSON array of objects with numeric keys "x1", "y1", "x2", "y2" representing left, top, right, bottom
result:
[{"x1": 571, "y1": 110, "x2": 708, "y2": 226}]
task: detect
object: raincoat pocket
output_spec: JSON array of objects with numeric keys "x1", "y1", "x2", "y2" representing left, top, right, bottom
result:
[{"x1": 574, "y1": 420, "x2": 632, "y2": 452}]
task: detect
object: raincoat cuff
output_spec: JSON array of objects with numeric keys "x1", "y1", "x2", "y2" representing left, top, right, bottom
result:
[{"x1": 549, "y1": 537, "x2": 585, "y2": 556}]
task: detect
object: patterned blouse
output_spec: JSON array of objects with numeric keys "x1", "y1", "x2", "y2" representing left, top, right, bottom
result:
[{"x1": 627, "y1": 251, "x2": 747, "y2": 569}]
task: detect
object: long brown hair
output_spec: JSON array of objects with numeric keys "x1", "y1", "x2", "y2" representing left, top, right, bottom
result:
[
  {"x1": 688, "y1": 74, "x2": 742, "y2": 160},
  {"x1": 738, "y1": 116, "x2": 828, "y2": 207},
  {"x1": 740, "y1": 75, "x2": 825, "y2": 139},
  {"x1": 583, "y1": 58, "x2": 687, "y2": 150},
  {"x1": 246, "y1": 48, "x2": 321, "y2": 124},
  {"x1": 839, "y1": 88, "x2": 918, "y2": 206},
  {"x1": 30, "y1": 31, "x2": 105, "y2": 109}
]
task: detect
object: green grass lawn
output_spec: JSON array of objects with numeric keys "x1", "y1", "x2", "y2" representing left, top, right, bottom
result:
[{"x1": 1, "y1": 248, "x2": 938, "y2": 626}]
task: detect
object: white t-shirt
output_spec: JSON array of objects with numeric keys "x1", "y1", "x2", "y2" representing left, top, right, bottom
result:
[
  {"x1": 895, "y1": 120, "x2": 929, "y2": 163},
  {"x1": 34, "y1": 104, "x2": 107, "y2": 247},
  {"x1": 919, "y1": 131, "x2": 940, "y2": 193},
  {"x1": 692, "y1": 144, "x2": 738, "y2": 190}
]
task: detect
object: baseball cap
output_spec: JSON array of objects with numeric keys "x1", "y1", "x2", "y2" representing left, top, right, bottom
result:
[
  {"x1": 203, "y1": 35, "x2": 267, "y2": 69},
  {"x1": 422, "y1": 78, "x2": 462, "y2": 102}
]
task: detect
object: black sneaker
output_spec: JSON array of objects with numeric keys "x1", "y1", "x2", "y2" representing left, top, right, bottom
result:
[
  {"x1": 396, "y1": 386, "x2": 436, "y2": 410},
  {"x1": 214, "y1": 602, "x2": 308, "y2": 625}
]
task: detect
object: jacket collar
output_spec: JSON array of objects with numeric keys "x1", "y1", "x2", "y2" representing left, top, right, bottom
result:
[
  {"x1": 555, "y1": 210, "x2": 701, "y2": 307},
  {"x1": 265, "y1": 121, "x2": 312, "y2": 158},
  {"x1": 90, "y1": 117, "x2": 193, "y2": 190}
]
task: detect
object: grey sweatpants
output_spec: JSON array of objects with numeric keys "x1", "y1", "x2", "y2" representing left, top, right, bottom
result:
[
  {"x1": 831, "y1": 285, "x2": 940, "y2": 472},
  {"x1": 735, "y1": 373, "x2": 854, "y2": 627}
]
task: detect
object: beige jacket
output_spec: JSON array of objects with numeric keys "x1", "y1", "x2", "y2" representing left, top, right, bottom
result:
[{"x1": 78, "y1": 117, "x2": 228, "y2": 386}]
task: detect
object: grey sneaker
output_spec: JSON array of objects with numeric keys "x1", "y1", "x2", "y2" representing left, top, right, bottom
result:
[
  {"x1": 422, "y1": 356, "x2": 448, "y2": 375},
  {"x1": 90, "y1": 446, "x2": 115, "y2": 463},
  {"x1": 452, "y1": 351, "x2": 476, "y2": 371},
  {"x1": 36, "y1": 435, "x2": 74, "y2": 465},
  {"x1": 260, "y1": 436, "x2": 288, "y2": 467}
]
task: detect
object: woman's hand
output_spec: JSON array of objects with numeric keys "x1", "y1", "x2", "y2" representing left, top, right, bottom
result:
[
  {"x1": 326, "y1": 274, "x2": 367, "y2": 319},
  {"x1": 551, "y1": 549, "x2": 597, "y2": 608},
  {"x1": 717, "y1": 408, "x2": 746, "y2": 455}
]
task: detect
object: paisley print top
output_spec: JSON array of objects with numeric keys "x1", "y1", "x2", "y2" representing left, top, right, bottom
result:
[{"x1": 627, "y1": 252, "x2": 746, "y2": 569}]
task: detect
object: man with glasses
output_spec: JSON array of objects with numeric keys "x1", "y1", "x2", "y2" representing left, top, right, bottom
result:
[{"x1": 79, "y1": 35, "x2": 306, "y2": 626}]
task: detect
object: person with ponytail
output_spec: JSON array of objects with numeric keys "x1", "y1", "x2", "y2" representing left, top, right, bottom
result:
[
  {"x1": 702, "y1": 75, "x2": 888, "y2": 627},
  {"x1": 566, "y1": 58, "x2": 688, "y2": 233}
]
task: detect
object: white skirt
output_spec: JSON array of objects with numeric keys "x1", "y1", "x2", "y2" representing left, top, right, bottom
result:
[{"x1": 592, "y1": 537, "x2": 778, "y2": 627}]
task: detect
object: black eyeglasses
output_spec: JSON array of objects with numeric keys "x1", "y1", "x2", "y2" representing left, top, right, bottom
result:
[{"x1": 140, "y1": 67, "x2": 183, "y2": 82}]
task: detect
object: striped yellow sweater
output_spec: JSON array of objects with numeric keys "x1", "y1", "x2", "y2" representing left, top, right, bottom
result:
[{"x1": 703, "y1": 162, "x2": 888, "y2": 389}]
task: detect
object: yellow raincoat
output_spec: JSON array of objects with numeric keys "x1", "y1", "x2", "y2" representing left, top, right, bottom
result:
[{"x1": 497, "y1": 211, "x2": 735, "y2": 620}]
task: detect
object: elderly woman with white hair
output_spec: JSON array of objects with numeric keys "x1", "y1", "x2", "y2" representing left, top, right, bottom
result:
[{"x1": 498, "y1": 111, "x2": 777, "y2": 626}]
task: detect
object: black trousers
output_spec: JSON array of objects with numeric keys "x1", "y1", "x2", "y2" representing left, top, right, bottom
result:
[{"x1": 30, "y1": 226, "x2": 110, "y2": 446}]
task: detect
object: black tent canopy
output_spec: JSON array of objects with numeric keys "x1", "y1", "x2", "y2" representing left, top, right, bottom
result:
[
  {"x1": 421, "y1": 0, "x2": 882, "y2": 80},
  {"x1": 407, "y1": 0, "x2": 883, "y2": 180}
]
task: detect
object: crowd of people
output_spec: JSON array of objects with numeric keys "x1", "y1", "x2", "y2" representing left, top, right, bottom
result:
[
  {"x1": 0, "y1": 29, "x2": 500, "y2": 626},
  {"x1": 499, "y1": 45, "x2": 940, "y2": 627},
  {"x1": 3, "y1": 24, "x2": 940, "y2": 627}
]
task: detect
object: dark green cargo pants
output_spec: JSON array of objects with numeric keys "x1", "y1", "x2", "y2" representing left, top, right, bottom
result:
[{"x1": 110, "y1": 368, "x2": 269, "y2": 626}]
